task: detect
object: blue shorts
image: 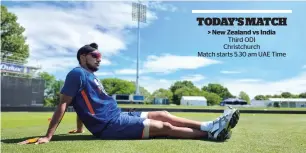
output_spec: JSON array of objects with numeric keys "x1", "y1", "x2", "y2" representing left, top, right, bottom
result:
[{"x1": 98, "y1": 111, "x2": 150, "y2": 140}]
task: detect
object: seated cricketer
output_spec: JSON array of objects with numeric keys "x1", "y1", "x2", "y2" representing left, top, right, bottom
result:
[{"x1": 19, "y1": 43, "x2": 240, "y2": 145}]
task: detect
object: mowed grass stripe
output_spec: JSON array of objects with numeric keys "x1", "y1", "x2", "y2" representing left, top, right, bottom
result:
[
  {"x1": 118, "y1": 104, "x2": 306, "y2": 111},
  {"x1": 1, "y1": 112, "x2": 306, "y2": 153}
]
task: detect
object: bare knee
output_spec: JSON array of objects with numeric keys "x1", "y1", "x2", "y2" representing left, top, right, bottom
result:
[
  {"x1": 162, "y1": 110, "x2": 170, "y2": 115},
  {"x1": 153, "y1": 121, "x2": 172, "y2": 129},
  {"x1": 151, "y1": 111, "x2": 170, "y2": 119},
  {"x1": 149, "y1": 120, "x2": 174, "y2": 136},
  {"x1": 162, "y1": 122, "x2": 173, "y2": 131},
  {"x1": 158, "y1": 110, "x2": 170, "y2": 117}
]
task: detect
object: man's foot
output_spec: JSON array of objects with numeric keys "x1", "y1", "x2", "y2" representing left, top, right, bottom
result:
[
  {"x1": 207, "y1": 114, "x2": 232, "y2": 142},
  {"x1": 223, "y1": 106, "x2": 240, "y2": 129}
]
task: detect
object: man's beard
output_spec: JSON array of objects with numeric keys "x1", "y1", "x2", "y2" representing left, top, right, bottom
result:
[{"x1": 86, "y1": 62, "x2": 98, "y2": 72}]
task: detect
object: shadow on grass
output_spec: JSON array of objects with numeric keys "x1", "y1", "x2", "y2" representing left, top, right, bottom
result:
[
  {"x1": 1, "y1": 134, "x2": 226, "y2": 144},
  {"x1": 1, "y1": 134, "x2": 96, "y2": 144}
]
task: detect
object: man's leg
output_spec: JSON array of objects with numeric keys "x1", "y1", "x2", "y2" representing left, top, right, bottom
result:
[
  {"x1": 145, "y1": 118, "x2": 231, "y2": 141},
  {"x1": 143, "y1": 107, "x2": 240, "y2": 131},
  {"x1": 125, "y1": 111, "x2": 233, "y2": 141},
  {"x1": 147, "y1": 111, "x2": 202, "y2": 129},
  {"x1": 125, "y1": 111, "x2": 205, "y2": 138},
  {"x1": 98, "y1": 114, "x2": 208, "y2": 140},
  {"x1": 127, "y1": 111, "x2": 201, "y2": 128},
  {"x1": 147, "y1": 119, "x2": 207, "y2": 139},
  {"x1": 98, "y1": 112, "x2": 231, "y2": 141}
]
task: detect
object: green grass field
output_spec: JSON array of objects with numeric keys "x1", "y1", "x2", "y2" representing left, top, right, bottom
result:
[
  {"x1": 118, "y1": 104, "x2": 306, "y2": 111},
  {"x1": 1, "y1": 112, "x2": 306, "y2": 153}
]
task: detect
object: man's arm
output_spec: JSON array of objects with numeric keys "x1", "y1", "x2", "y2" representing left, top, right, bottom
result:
[
  {"x1": 36, "y1": 94, "x2": 73, "y2": 144},
  {"x1": 18, "y1": 94, "x2": 73, "y2": 145},
  {"x1": 76, "y1": 115, "x2": 84, "y2": 132},
  {"x1": 18, "y1": 68, "x2": 84, "y2": 145},
  {"x1": 45, "y1": 94, "x2": 73, "y2": 139},
  {"x1": 69, "y1": 115, "x2": 84, "y2": 133}
]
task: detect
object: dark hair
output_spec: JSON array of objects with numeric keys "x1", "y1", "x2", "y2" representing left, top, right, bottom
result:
[
  {"x1": 89, "y1": 43, "x2": 98, "y2": 49},
  {"x1": 77, "y1": 42, "x2": 99, "y2": 64}
]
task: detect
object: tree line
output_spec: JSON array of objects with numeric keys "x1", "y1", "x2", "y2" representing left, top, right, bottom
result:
[
  {"x1": 37, "y1": 71, "x2": 306, "y2": 107},
  {"x1": 38, "y1": 72, "x2": 252, "y2": 106},
  {"x1": 254, "y1": 92, "x2": 306, "y2": 100}
]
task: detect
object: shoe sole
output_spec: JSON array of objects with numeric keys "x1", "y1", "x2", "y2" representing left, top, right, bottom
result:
[
  {"x1": 224, "y1": 126, "x2": 232, "y2": 140},
  {"x1": 221, "y1": 109, "x2": 238, "y2": 141},
  {"x1": 216, "y1": 122, "x2": 232, "y2": 141},
  {"x1": 214, "y1": 115, "x2": 231, "y2": 141},
  {"x1": 229, "y1": 109, "x2": 240, "y2": 129},
  {"x1": 211, "y1": 109, "x2": 239, "y2": 141}
]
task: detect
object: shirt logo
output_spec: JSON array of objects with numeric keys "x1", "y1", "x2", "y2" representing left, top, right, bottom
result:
[{"x1": 94, "y1": 78, "x2": 108, "y2": 96}]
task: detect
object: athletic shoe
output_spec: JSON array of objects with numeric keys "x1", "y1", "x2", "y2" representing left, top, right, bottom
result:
[
  {"x1": 223, "y1": 106, "x2": 240, "y2": 129},
  {"x1": 207, "y1": 114, "x2": 232, "y2": 142}
]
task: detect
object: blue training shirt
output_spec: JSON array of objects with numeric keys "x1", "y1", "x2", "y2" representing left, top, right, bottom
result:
[{"x1": 60, "y1": 67, "x2": 121, "y2": 136}]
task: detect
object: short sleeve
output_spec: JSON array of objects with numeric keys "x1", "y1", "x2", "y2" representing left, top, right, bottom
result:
[{"x1": 60, "y1": 68, "x2": 85, "y2": 97}]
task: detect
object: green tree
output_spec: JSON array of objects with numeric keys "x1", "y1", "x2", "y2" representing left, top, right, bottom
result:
[
  {"x1": 201, "y1": 91, "x2": 222, "y2": 106},
  {"x1": 38, "y1": 72, "x2": 56, "y2": 106},
  {"x1": 174, "y1": 86, "x2": 202, "y2": 105},
  {"x1": 38, "y1": 72, "x2": 64, "y2": 106},
  {"x1": 170, "y1": 81, "x2": 196, "y2": 105},
  {"x1": 272, "y1": 94, "x2": 282, "y2": 98},
  {"x1": 100, "y1": 78, "x2": 151, "y2": 103},
  {"x1": 281, "y1": 92, "x2": 292, "y2": 98},
  {"x1": 101, "y1": 78, "x2": 119, "y2": 95},
  {"x1": 140, "y1": 86, "x2": 152, "y2": 104},
  {"x1": 1, "y1": 5, "x2": 29, "y2": 63},
  {"x1": 112, "y1": 80, "x2": 135, "y2": 94},
  {"x1": 265, "y1": 95, "x2": 273, "y2": 99},
  {"x1": 152, "y1": 88, "x2": 173, "y2": 104},
  {"x1": 254, "y1": 95, "x2": 268, "y2": 100},
  {"x1": 201, "y1": 83, "x2": 233, "y2": 99},
  {"x1": 100, "y1": 78, "x2": 135, "y2": 95},
  {"x1": 299, "y1": 92, "x2": 306, "y2": 98},
  {"x1": 170, "y1": 81, "x2": 195, "y2": 93},
  {"x1": 239, "y1": 91, "x2": 250, "y2": 104},
  {"x1": 51, "y1": 80, "x2": 64, "y2": 106},
  {"x1": 291, "y1": 94, "x2": 299, "y2": 98}
]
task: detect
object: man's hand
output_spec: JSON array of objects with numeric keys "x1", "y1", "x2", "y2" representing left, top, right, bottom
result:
[
  {"x1": 17, "y1": 94, "x2": 73, "y2": 145},
  {"x1": 73, "y1": 115, "x2": 84, "y2": 134},
  {"x1": 34, "y1": 137, "x2": 50, "y2": 144},
  {"x1": 18, "y1": 137, "x2": 50, "y2": 145}
]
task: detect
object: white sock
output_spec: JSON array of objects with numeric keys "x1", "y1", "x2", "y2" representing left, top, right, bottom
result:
[{"x1": 200, "y1": 121, "x2": 213, "y2": 131}]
